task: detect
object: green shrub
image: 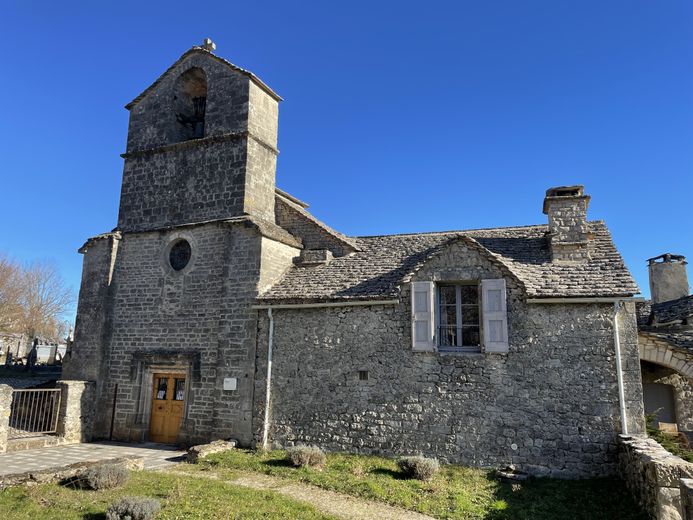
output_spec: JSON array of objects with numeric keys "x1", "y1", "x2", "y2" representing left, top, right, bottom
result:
[
  {"x1": 106, "y1": 496, "x2": 161, "y2": 520},
  {"x1": 286, "y1": 445, "x2": 326, "y2": 468},
  {"x1": 83, "y1": 463, "x2": 130, "y2": 490},
  {"x1": 397, "y1": 455, "x2": 439, "y2": 480}
]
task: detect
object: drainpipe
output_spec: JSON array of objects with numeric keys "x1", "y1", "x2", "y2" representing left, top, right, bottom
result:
[
  {"x1": 613, "y1": 301, "x2": 628, "y2": 435},
  {"x1": 261, "y1": 308, "x2": 274, "y2": 449}
]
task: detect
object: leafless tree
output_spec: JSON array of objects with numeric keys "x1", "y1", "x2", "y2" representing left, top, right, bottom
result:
[
  {"x1": 18, "y1": 260, "x2": 74, "y2": 341},
  {"x1": 0, "y1": 255, "x2": 23, "y2": 332}
]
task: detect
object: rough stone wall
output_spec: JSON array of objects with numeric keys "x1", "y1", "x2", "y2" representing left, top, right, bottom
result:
[
  {"x1": 258, "y1": 237, "x2": 300, "y2": 294},
  {"x1": 118, "y1": 139, "x2": 249, "y2": 232},
  {"x1": 274, "y1": 198, "x2": 353, "y2": 257},
  {"x1": 126, "y1": 53, "x2": 250, "y2": 152},
  {"x1": 642, "y1": 361, "x2": 693, "y2": 435},
  {"x1": 63, "y1": 234, "x2": 119, "y2": 381},
  {"x1": 88, "y1": 221, "x2": 269, "y2": 446},
  {"x1": 619, "y1": 434, "x2": 693, "y2": 520},
  {"x1": 257, "y1": 241, "x2": 644, "y2": 477},
  {"x1": 56, "y1": 380, "x2": 95, "y2": 443},
  {"x1": 119, "y1": 52, "x2": 279, "y2": 232},
  {"x1": 244, "y1": 136, "x2": 277, "y2": 222}
]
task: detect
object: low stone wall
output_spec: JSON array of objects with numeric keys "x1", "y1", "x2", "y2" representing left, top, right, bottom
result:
[
  {"x1": 618, "y1": 434, "x2": 693, "y2": 519},
  {"x1": 0, "y1": 381, "x2": 95, "y2": 453}
]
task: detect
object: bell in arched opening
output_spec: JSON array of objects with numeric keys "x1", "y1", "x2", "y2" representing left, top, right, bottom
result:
[{"x1": 173, "y1": 67, "x2": 208, "y2": 141}]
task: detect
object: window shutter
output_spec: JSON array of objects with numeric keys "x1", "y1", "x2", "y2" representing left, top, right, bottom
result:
[
  {"x1": 481, "y1": 279, "x2": 509, "y2": 353},
  {"x1": 411, "y1": 281, "x2": 435, "y2": 352}
]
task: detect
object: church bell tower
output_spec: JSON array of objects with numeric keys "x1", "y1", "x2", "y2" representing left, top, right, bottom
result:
[{"x1": 117, "y1": 39, "x2": 282, "y2": 233}]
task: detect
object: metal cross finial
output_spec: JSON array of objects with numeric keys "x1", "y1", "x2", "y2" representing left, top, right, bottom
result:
[{"x1": 202, "y1": 38, "x2": 216, "y2": 52}]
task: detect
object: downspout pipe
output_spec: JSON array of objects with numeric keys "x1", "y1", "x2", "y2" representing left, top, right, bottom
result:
[
  {"x1": 613, "y1": 301, "x2": 629, "y2": 435},
  {"x1": 261, "y1": 308, "x2": 274, "y2": 449}
]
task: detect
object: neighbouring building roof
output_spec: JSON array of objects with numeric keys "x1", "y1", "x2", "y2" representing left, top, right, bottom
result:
[
  {"x1": 637, "y1": 295, "x2": 693, "y2": 352},
  {"x1": 258, "y1": 221, "x2": 639, "y2": 303}
]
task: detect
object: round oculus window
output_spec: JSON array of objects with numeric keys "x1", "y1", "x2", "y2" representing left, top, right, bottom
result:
[{"x1": 169, "y1": 240, "x2": 192, "y2": 271}]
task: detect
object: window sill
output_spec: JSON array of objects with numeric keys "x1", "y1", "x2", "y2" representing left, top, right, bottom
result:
[{"x1": 437, "y1": 348, "x2": 483, "y2": 357}]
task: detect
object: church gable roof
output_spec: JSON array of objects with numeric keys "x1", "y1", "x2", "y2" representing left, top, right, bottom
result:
[
  {"x1": 258, "y1": 221, "x2": 639, "y2": 304},
  {"x1": 125, "y1": 46, "x2": 281, "y2": 110}
]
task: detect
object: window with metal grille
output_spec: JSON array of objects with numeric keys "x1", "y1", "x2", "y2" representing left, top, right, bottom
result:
[{"x1": 437, "y1": 283, "x2": 481, "y2": 352}]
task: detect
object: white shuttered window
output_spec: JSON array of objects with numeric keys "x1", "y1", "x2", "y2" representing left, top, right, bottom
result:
[
  {"x1": 411, "y1": 281, "x2": 435, "y2": 351},
  {"x1": 481, "y1": 278, "x2": 509, "y2": 352}
]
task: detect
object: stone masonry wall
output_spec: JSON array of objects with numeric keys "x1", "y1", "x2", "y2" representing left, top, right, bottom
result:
[
  {"x1": 126, "y1": 52, "x2": 249, "y2": 153},
  {"x1": 274, "y1": 198, "x2": 353, "y2": 257},
  {"x1": 544, "y1": 196, "x2": 591, "y2": 262},
  {"x1": 90, "y1": 221, "x2": 269, "y2": 446},
  {"x1": 619, "y1": 434, "x2": 693, "y2": 520},
  {"x1": 56, "y1": 380, "x2": 96, "y2": 443},
  {"x1": 63, "y1": 233, "x2": 119, "y2": 381},
  {"x1": 118, "y1": 139, "x2": 249, "y2": 232},
  {"x1": 257, "y1": 241, "x2": 644, "y2": 477}
]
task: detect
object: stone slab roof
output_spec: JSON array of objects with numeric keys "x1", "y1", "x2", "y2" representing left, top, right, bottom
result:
[
  {"x1": 650, "y1": 295, "x2": 693, "y2": 325},
  {"x1": 636, "y1": 296, "x2": 693, "y2": 352},
  {"x1": 258, "y1": 221, "x2": 639, "y2": 303}
]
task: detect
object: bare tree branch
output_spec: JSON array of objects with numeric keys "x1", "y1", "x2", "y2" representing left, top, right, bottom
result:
[
  {"x1": 18, "y1": 260, "x2": 74, "y2": 340},
  {"x1": 0, "y1": 255, "x2": 23, "y2": 331}
]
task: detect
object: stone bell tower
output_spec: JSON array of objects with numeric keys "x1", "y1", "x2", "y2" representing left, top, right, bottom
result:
[{"x1": 118, "y1": 39, "x2": 282, "y2": 232}]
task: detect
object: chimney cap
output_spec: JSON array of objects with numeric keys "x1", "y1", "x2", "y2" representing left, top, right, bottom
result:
[
  {"x1": 542, "y1": 185, "x2": 589, "y2": 214},
  {"x1": 647, "y1": 253, "x2": 687, "y2": 265},
  {"x1": 545, "y1": 185, "x2": 585, "y2": 198}
]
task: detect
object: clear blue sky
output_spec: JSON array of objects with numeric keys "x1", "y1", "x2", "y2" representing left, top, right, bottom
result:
[{"x1": 1, "y1": 1, "x2": 692, "y2": 319}]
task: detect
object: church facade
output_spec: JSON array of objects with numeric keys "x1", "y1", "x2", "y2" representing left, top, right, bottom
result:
[{"x1": 65, "y1": 42, "x2": 646, "y2": 477}]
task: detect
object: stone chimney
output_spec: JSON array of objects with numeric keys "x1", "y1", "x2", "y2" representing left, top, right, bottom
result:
[
  {"x1": 542, "y1": 185, "x2": 591, "y2": 263},
  {"x1": 648, "y1": 254, "x2": 689, "y2": 304}
]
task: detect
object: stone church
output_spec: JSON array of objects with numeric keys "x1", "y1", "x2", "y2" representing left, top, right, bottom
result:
[{"x1": 65, "y1": 40, "x2": 648, "y2": 477}]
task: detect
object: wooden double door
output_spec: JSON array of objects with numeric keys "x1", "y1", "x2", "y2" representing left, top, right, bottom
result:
[{"x1": 149, "y1": 373, "x2": 186, "y2": 444}]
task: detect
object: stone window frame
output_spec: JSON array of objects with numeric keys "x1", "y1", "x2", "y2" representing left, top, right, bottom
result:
[{"x1": 162, "y1": 231, "x2": 198, "y2": 276}]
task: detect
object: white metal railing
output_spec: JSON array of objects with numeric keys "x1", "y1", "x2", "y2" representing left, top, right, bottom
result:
[{"x1": 9, "y1": 388, "x2": 62, "y2": 438}]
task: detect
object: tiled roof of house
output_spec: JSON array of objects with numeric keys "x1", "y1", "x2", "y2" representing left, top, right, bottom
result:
[{"x1": 258, "y1": 221, "x2": 639, "y2": 303}]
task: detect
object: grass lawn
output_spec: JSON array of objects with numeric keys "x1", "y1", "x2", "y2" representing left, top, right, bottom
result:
[
  {"x1": 185, "y1": 449, "x2": 647, "y2": 520},
  {"x1": 0, "y1": 469, "x2": 336, "y2": 520}
]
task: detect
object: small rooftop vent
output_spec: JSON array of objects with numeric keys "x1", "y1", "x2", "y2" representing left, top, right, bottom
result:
[{"x1": 295, "y1": 249, "x2": 333, "y2": 267}]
